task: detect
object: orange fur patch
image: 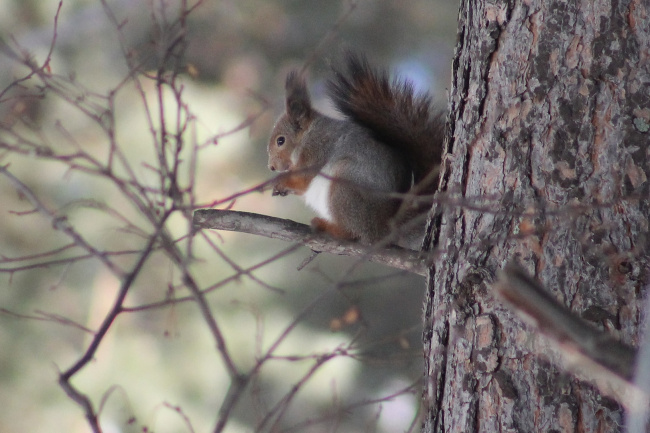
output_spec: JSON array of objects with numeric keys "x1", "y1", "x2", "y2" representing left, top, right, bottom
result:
[{"x1": 311, "y1": 217, "x2": 356, "y2": 240}]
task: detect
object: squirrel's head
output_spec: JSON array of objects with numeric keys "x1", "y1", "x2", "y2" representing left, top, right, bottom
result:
[{"x1": 267, "y1": 70, "x2": 313, "y2": 172}]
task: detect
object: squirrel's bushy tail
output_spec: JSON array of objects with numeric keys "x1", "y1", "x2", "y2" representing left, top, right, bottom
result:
[{"x1": 328, "y1": 52, "x2": 445, "y2": 193}]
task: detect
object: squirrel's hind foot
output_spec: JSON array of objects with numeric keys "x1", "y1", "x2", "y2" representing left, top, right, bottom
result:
[{"x1": 310, "y1": 217, "x2": 357, "y2": 242}]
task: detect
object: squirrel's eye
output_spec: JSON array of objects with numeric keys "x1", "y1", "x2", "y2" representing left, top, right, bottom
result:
[{"x1": 276, "y1": 136, "x2": 285, "y2": 146}]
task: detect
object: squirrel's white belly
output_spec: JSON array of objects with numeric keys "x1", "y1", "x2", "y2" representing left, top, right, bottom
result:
[{"x1": 304, "y1": 167, "x2": 333, "y2": 221}]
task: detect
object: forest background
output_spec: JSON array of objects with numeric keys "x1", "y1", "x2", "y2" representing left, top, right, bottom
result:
[{"x1": 0, "y1": 1, "x2": 458, "y2": 432}]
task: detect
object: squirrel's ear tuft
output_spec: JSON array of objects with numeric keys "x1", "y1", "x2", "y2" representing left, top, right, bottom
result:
[{"x1": 285, "y1": 70, "x2": 312, "y2": 130}]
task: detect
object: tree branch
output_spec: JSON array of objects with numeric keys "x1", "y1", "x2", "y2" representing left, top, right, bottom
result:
[
  {"x1": 192, "y1": 209, "x2": 429, "y2": 276},
  {"x1": 493, "y1": 264, "x2": 646, "y2": 410}
]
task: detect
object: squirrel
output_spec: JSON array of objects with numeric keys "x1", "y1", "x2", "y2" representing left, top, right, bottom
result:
[{"x1": 267, "y1": 52, "x2": 445, "y2": 247}]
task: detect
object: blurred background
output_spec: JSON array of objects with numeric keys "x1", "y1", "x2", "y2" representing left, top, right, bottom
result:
[{"x1": 0, "y1": 1, "x2": 457, "y2": 432}]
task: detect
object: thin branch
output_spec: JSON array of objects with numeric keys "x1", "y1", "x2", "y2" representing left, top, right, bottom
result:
[
  {"x1": 157, "y1": 229, "x2": 245, "y2": 433},
  {"x1": 193, "y1": 209, "x2": 428, "y2": 276},
  {"x1": 0, "y1": 249, "x2": 150, "y2": 273},
  {"x1": 0, "y1": 308, "x2": 94, "y2": 334},
  {"x1": 627, "y1": 273, "x2": 650, "y2": 433},
  {"x1": 0, "y1": 1, "x2": 62, "y2": 101},
  {"x1": 0, "y1": 243, "x2": 76, "y2": 262},
  {"x1": 199, "y1": 230, "x2": 285, "y2": 293},
  {"x1": 299, "y1": 0, "x2": 359, "y2": 74},
  {"x1": 0, "y1": 165, "x2": 124, "y2": 278},
  {"x1": 162, "y1": 402, "x2": 197, "y2": 433},
  {"x1": 493, "y1": 264, "x2": 647, "y2": 411},
  {"x1": 262, "y1": 353, "x2": 339, "y2": 432},
  {"x1": 283, "y1": 379, "x2": 420, "y2": 433},
  {"x1": 122, "y1": 243, "x2": 303, "y2": 313},
  {"x1": 58, "y1": 216, "x2": 167, "y2": 432},
  {"x1": 494, "y1": 263, "x2": 637, "y2": 379}
]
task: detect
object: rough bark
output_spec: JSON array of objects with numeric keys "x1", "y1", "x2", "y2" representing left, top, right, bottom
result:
[{"x1": 423, "y1": 0, "x2": 650, "y2": 432}]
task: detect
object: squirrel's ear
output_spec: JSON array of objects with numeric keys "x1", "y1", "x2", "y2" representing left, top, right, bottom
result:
[{"x1": 285, "y1": 71, "x2": 312, "y2": 130}]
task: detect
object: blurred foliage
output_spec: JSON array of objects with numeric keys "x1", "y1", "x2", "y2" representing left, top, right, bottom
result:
[{"x1": 0, "y1": 0, "x2": 457, "y2": 432}]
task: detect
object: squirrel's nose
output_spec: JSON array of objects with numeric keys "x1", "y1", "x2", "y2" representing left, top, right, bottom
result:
[{"x1": 270, "y1": 165, "x2": 276, "y2": 171}]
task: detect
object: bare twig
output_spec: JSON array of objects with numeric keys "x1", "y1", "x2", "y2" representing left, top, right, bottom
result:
[
  {"x1": 284, "y1": 379, "x2": 420, "y2": 433},
  {"x1": 0, "y1": 2, "x2": 428, "y2": 432},
  {"x1": 0, "y1": 308, "x2": 94, "y2": 334},
  {"x1": 626, "y1": 273, "x2": 650, "y2": 433},
  {"x1": 494, "y1": 263, "x2": 637, "y2": 379},
  {"x1": 493, "y1": 263, "x2": 646, "y2": 411},
  {"x1": 259, "y1": 352, "x2": 339, "y2": 432},
  {"x1": 58, "y1": 217, "x2": 167, "y2": 432},
  {"x1": 0, "y1": 165, "x2": 125, "y2": 278},
  {"x1": 162, "y1": 402, "x2": 197, "y2": 433}
]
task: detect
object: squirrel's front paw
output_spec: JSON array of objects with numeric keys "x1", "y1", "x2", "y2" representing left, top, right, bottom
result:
[{"x1": 272, "y1": 185, "x2": 290, "y2": 196}]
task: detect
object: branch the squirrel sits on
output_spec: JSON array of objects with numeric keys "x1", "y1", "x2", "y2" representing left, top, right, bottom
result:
[{"x1": 267, "y1": 52, "x2": 445, "y2": 248}]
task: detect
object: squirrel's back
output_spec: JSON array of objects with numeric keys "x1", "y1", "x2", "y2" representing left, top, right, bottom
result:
[{"x1": 327, "y1": 52, "x2": 445, "y2": 193}]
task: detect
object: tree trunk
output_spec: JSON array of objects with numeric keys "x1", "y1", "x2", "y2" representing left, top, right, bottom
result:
[{"x1": 423, "y1": 0, "x2": 650, "y2": 431}]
